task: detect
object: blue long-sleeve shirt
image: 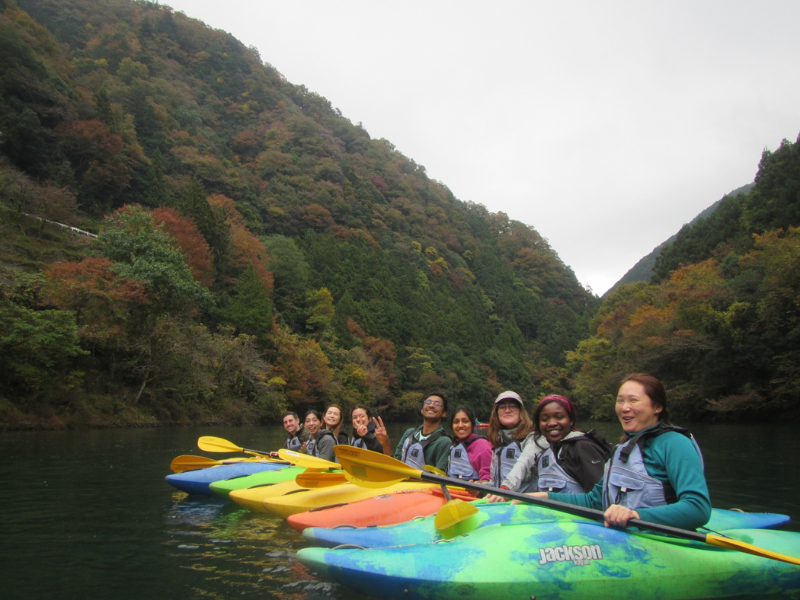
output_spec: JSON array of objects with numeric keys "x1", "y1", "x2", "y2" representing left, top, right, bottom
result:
[{"x1": 549, "y1": 425, "x2": 711, "y2": 530}]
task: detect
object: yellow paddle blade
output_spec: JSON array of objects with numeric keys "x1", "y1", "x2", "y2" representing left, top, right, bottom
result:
[
  {"x1": 434, "y1": 499, "x2": 480, "y2": 530},
  {"x1": 278, "y1": 449, "x2": 340, "y2": 470},
  {"x1": 198, "y1": 436, "x2": 243, "y2": 453},
  {"x1": 295, "y1": 471, "x2": 347, "y2": 488},
  {"x1": 423, "y1": 465, "x2": 447, "y2": 476},
  {"x1": 706, "y1": 533, "x2": 800, "y2": 566},
  {"x1": 170, "y1": 455, "x2": 224, "y2": 472},
  {"x1": 334, "y1": 446, "x2": 421, "y2": 488}
]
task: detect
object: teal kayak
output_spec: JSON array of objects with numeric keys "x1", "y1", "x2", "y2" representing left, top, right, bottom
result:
[
  {"x1": 208, "y1": 465, "x2": 306, "y2": 498},
  {"x1": 302, "y1": 502, "x2": 791, "y2": 548},
  {"x1": 297, "y1": 521, "x2": 800, "y2": 599}
]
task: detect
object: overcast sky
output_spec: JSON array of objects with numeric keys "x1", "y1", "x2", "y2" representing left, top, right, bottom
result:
[{"x1": 164, "y1": 0, "x2": 800, "y2": 295}]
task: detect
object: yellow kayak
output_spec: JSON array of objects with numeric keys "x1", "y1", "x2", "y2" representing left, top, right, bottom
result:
[
  {"x1": 237, "y1": 481, "x2": 441, "y2": 518},
  {"x1": 229, "y1": 480, "x2": 304, "y2": 511}
]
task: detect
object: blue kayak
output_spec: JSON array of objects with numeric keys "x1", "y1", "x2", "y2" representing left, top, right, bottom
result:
[
  {"x1": 302, "y1": 501, "x2": 791, "y2": 548},
  {"x1": 165, "y1": 462, "x2": 287, "y2": 495}
]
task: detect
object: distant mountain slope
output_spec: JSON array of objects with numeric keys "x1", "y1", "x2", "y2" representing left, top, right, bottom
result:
[{"x1": 607, "y1": 183, "x2": 754, "y2": 295}]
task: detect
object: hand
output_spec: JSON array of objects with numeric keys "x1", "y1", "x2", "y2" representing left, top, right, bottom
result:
[
  {"x1": 484, "y1": 493, "x2": 507, "y2": 503},
  {"x1": 372, "y1": 416, "x2": 389, "y2": 443},
  {"x1": 356, "y1": 423, "x2": 368, "y2": 437},
  {"x1": 603, "y1": 504, "x2": 640, "y2": 528},
  {"x1": 299, "y1": 442, "x2": 307, "y2": 453}
]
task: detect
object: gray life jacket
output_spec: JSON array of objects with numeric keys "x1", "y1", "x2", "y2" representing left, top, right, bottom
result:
[
  {"x1": 285, "y1": 428, "x2": 305, "y2": 452},
  {"x1": 602, "y1": 425, "x2": 703, "y2": 511},
  {"x1": 536, "y1": 445, "x2": 584, "y2": 494},
  {"x1": 401, "y1": 427, "x2": 445, "y2": 470},
  {"x1": 305, "y1": 429, "x2": 337, "y2": 460},
  {"x1": 447, "y1": 440, "x2": 480, "y2": 480},
  {"x1": 492, "y1": 440, "x2": 522, "y2": 487}
]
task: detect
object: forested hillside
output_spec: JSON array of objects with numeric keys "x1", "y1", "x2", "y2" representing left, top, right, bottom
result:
[
  {"x1": 569, "y1": 137, "x2": 800, "y2": 421},
  {"x1": 0, "y1": 0, "x2": 596, "y2": 428}
]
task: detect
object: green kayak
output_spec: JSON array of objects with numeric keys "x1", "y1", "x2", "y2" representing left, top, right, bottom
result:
[
  {"x1": 297, "y1": 521, "x2": 800, "y2": 599},
  {"x1": 208, "y1": 465, "x2": 305, "y2": 498}
]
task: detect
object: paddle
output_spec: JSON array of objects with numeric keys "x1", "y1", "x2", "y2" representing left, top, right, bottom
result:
[
  {"x1": 333, "y1": 446, "x2": 800, "y2": 566},
  {"x1": 295, "y1": 471, "x2": 348, "y2": 488},
  {"x1": 197, "y1": 436, "x2": 275, "y2": 457},
  {"x1": 433, "y1": 483, "x2": 480, "y2": 531},
  {"x1": 278, "y1": 449, "x2": 340, "y2": 470},
  {"x1": 170, "y1": 455, "x2": 239, "y2": 472}
]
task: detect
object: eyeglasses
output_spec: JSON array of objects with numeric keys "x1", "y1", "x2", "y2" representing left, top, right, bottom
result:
[
  {"x1": 423, "y1": 400, "x2": 443, "y2": 407},
  {"x1": 497, "y1": 403, "x2": 520, "y2": 411}
]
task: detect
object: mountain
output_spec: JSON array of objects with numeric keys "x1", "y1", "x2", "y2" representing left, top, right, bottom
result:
[
  {"x1": 0, "y1": 0, "x2": 596, "y2": 428},
  {"x1": 607, "y1": 183, "x2": 754, "y2": 295}
]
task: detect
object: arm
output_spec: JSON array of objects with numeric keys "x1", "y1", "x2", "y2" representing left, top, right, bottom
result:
[
  {"x1": 429, "y1": 435, "x2": 453, "y2": 472},
  {"x1": 372, "y1": 417, "x2": 392, "y2": 455},
  {"x1": 315, "y1": 435, "x2": 336, "y2": 462},
  {"x1": 502, "y1": 434, "x2": 546, "y2": 492},
  {"x1": 549, "y1": 477, "x2": 605, "y2": 511},
  {"x1": 393, "y1": 428, "x2": 413, "y2": 461}
]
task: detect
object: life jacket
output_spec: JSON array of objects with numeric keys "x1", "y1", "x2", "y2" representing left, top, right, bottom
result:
[
  {"x1": 400, "y1": 426, "x2": 446, "y2": 470},
  {"x1": 602, "y1": 424, "x2": 703, "y2": 511},
  {"x1": 285, "y1": 426, "x2": 306, "y2": 452},
  {"x1": 350, "y1": 422, "x2": 379, "y2": 450},
  {"x1": 447, "y1": 438, "x2": 480, "y2": 480},
  {"x1": 536, "y1": 431, "x2": 610, "y2": 493},
  {"x1": 492, "y1": 440, "x2": 522, "y2": 487},
  {"x1": 306, "y1": 429, "x2": 337, "y2": 459}
]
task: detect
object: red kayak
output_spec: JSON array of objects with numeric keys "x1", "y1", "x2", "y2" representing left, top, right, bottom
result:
[{"x1": 287, "y1": 488, "x2": 476, "y2": 532}]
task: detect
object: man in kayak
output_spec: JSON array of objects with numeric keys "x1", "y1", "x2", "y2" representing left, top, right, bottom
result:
[
  {"x1": 394, "y1": 392, "x2": 452, "y2": 471},
  {"x1": 282, "y1": 411, "x2": 311, "y2": 453}
]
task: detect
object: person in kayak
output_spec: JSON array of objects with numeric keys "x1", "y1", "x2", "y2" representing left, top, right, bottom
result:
[
  {"x1": 447, "y1": 406, "x2": 492, "y2": 481},
  {"x1": 529, "y1": 374, "x2": 711, "y2": 530},
  {"x1": 350, "y1": 405, "x2": 392, "y2": 454},
  {"x1": 394, "y1": 392, "x2": 451, "y2": 471},
  {"x1": 322, "y1": 404, "x2": 349, "y2": 445},
  {"x1": 486, "y1": 391, "x2": 538, "y2": 490},
  {"x1": 486, "y1": 395, "x2": 611, "y2": 500},
  {"x1": 282, "y1": 411, "x2": 311, "y2": 453},
  {"x1": 304, "y1": 409, "x2": 337, "y2": 461}
]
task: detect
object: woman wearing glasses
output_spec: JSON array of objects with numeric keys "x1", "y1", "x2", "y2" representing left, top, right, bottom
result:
[
  {"x1": 394, "y1": 392, "x2": 451, "y2": 472},
  {"x1": 486, "y1": 391, "x2": 538, "y2": 490}
]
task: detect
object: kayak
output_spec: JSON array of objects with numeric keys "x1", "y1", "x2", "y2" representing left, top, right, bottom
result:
[
  {"x1": 209, "y1": 466, "x2": 307, "y2": 498},
  {"x1": 245, "y1": 481, "x2": 441, "y2": 518},
  {"x1": 229, "y1": 479, "x2": 306, "y2": 510},
  {"x1": 287, "y1": 488, "x2": 476, "y2": 532},
  {"x1": 297, "y1": 521, "x2": 800, "y2": 599},
  {"x1": 302, "y1": 501, "x2": 792, "y2": 548},
  {"x1": 165, "y1": 462, "x2": 286, "y2": 496}
]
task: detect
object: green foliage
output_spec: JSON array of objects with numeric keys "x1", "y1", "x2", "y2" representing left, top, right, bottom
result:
[{"x1": 221, "y1": 262, "x2": 272, "y2": 344}]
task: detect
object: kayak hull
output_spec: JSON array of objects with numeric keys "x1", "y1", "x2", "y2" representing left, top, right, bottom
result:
[
  {"x1": 298, "y1": 523, "x2": 800, "y2": 599},
  {"x1": 165, "y1": 462, "x2": 286, "y2": 496},
  {"x1": 302, "y1": 502, "x2": 792, "y2": 548},
  {"x1": 209, "y1": 466, "x2": 306, "y2": 498}
]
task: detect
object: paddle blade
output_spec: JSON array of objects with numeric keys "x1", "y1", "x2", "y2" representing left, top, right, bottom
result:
[
  {"x1": 334, "y1": 446, "x2": 420, "y2": 488},
  {"x1": 295, "y1": 472, "x2": 347, "y2": 488},
  {"x1": 170, "y1": 455, "x2": 222, "y2": 472},
  {"x1": 278, "y1": 449, "x2": 340, "y2": 470},
  {"x1": 423, "y1": 465, "x2": 447, "y2": 476},
  {"x1": 434, "y1": 499, "x2": 480, "y2": 531},
  {"x1": 707, "y1": 534, "x2": 800, "y2": 566},
  {"x1": 198, "y1": 436, "x2": 243, "y2": 453},
  {"x1": 438, "y1": 510, "x2": 490, "y2": 540}
]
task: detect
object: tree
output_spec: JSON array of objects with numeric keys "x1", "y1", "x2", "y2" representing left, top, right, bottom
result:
[{"x1": 222, "y1": 262, "x2": 273, "y2": 345}]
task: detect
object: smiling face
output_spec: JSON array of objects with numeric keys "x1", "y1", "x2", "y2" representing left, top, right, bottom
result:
[
  {"x1": 538, "y1": 401, "x2": 573, "y2": 444},
  {"x1": 304, "y1": 413, "x2": 321, "y2": 436},
  {"x1": 283, "y1": 414, "x2": 299, "y2": 435},
  {"x1": 451, "y1": 410, "x2": 474, "y2": 441},
  {"x1": 421, "y1": 395, "x2": 445, "y2": 422},
  {"x1": 616, "y1": 380, "x2": 661, "y2": 434},
  {"x1": 323, "y1": 406, "x2": 342, "y2": 428},
  {"x1": 495, "y1": 400, "x2": 521, "y2": 429},
  {"x1": 352, "y1": 408, "x2": 369, "y2": 429}
]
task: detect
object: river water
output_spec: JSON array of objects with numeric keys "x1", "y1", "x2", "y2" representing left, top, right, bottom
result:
[{"x1": 2, "y1": 422, "x2": 798, "y2": 599}]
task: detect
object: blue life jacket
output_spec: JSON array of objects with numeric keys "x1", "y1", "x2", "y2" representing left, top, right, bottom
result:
[
  {"x1": 447, "y1": 439, "x2": 480, "y2": 479},
  {"x1": 602, "y1": 425, "x2": 703, "y2": 511},
  {"x1": 401, "y1": 427, "x2": 446, "y2": 470},
  {"x1": 536, "y1": 445, "x2": 584, "y2": 494},
  {"x1": 492, "y1": 440, "x2": 522, "y2": 487}
]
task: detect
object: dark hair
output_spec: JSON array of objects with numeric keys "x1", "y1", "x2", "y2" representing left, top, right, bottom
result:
[
  {"x1": 449, "y1": 406, "x2": 477, "y2": 431},
  {"x1": 532, "y1": 395, "x2": 577, "y2": 435},
  {"x1": 351, "y1": 404, "x2": 373, "y2": 419},
  {"x1": 620, "y1": 373, "x2": 669, "y2": 423},
  {"x1": 303, "y1": 409, "x2": 321, "y2": 422},
  {"x1": 487, "y1": 391, "x2": 533, "y2": 447},
  {"x1": 424, "y1": 391, "x2": 448, "y2": 414},
  {"x1": 282, "y1": 411, "x2": 299, "y2": 421}
]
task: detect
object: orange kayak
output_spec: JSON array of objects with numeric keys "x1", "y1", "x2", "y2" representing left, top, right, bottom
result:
[{"x1": 287, "y1": 488, "x2": 476, "y2": 532}]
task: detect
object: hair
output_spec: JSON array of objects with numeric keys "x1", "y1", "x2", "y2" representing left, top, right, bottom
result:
[
  {"x1": 351, "y1": 404, "x2": 373, "y2": 419},
  {"x1": 449, "y1": 406, "x2": 477, "y2": 432},
  {"x1": 532, "y1": 395, "x2": 578, "y2": 435},
  {"x1": 303, "y1": 409, "x2": 321, "y2": 423},
  {"x1": 282, "y1": 411, "x2": 299, "y2": 421},
  {"x1": 487, "y1": 393, "x2": 533, "y2": 447},
  {"x1": 423, "y1": 391, "x2": 448, "y2": 414},
  {"x1": 620, "y1": 373, "x2": 669, "y2": 423}
]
